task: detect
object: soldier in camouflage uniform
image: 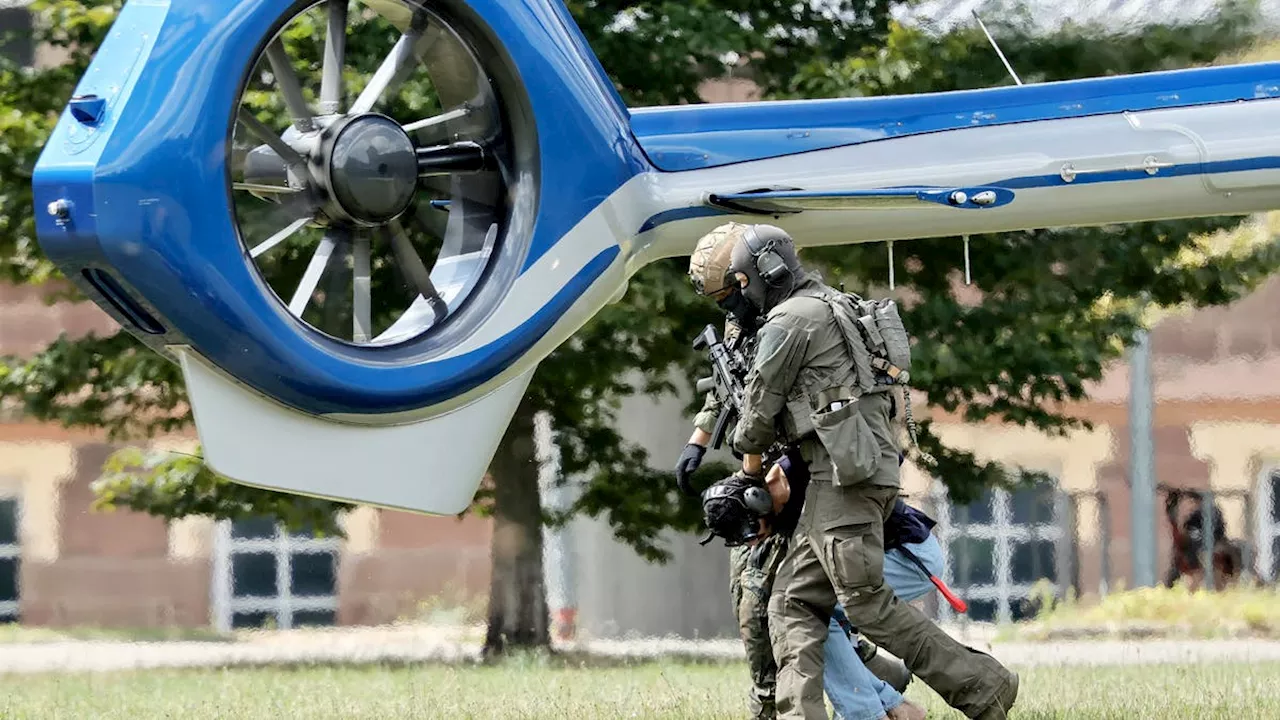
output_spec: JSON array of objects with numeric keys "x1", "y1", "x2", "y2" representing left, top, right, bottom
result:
[
  {"x1": 684, "y1": 222, "x2": 1020, "y2": 720},
  {"x1": 729, "y1": 532, "x2": 789, "y2": 718},
  {"x1": 678, "y1": 320, "x2": 786, "y2": 719}
]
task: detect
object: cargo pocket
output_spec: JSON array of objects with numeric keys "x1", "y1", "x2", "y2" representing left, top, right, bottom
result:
[
  {"x1": 823, "y1": 524, "x2": 877, "y2": 591},
  {"x1": 810, "y1": 399, "x2": 878, "y2": 487}
]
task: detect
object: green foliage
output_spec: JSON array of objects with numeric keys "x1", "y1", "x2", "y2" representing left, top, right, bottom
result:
[
  {"x1": 569, "y1": 0, "x2": 899, "y2": 106},
  {"x1": 0, "y1": 331, "x2": 186, "y2": 440},
  {"x1": 785, "y1": 0, "x2": 1264, "y2": 99},
  {"x1": 843, "y1": 217, "x2": 1280, "y2": 501},
  {"x1": 93, "y1": 446, "x2": 349, "y2": 537},
  {"x1": 1014, "y1": 583, "x2": 1280, "y2": 640},
  {"x1": 0, "y1": 0, "x2": 1278, "y2": 557}
]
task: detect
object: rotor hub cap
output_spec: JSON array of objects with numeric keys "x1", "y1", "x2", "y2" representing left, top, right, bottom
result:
[{"x1": 328, "y1": 115, "x2": 417, "y2": 225}]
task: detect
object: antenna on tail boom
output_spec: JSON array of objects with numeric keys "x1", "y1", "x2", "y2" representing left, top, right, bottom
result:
[
  {"x1": 936, "y1": 11, "x2": 1020, "y2": 289},
  {"x1": 882, "y1": 12, "x2": 1019, "y2": 292},
  {"x1": 972, "y1": 10, "x2": 1023, "y2": 86}
]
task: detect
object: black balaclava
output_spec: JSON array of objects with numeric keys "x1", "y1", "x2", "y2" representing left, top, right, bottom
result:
[
  {"x1": 717, "y1": 289, "x2": 760, "y2": 334},
  {"x1": 727, "y1": 224, "x2": 804, "y2": 323}
]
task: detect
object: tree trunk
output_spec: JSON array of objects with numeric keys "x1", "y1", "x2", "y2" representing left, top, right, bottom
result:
[{"x1": 482, "y1": 397, "x2": 551, "y2": 658}]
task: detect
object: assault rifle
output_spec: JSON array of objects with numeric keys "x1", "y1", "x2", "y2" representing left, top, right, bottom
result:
[
  {"x1": 693, "y1": 323, "x2": 788, "y2": 472},
  {"x1": 692, "y1": 324, "x2": 750, "y2": 451}
]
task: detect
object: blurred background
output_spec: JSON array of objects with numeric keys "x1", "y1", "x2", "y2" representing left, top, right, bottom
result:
[{"x1": 2, "y1": 0, "x2": 1280, "y2": 675}]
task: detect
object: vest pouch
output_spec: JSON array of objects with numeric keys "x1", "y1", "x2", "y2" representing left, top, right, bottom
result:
[
  {"x1": 871, "y1": 299, "x2": 912, "y2": 377},
  {"x1": 785, "y1": 396, "x2": 816, "y2": 439},
  {"x1": 825, "y1": 294, "x2": 877, "y2": 395},
  {"x1": 809, "y1": 399, "x2": 879, "y2": 487}
]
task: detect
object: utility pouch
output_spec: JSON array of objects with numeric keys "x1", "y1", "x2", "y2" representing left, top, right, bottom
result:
[{"x1": 809, "y1": 398, "x2": 878, "y2": 487}]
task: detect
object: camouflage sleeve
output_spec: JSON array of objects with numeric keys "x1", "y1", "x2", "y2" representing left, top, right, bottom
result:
[
  {"x1": 693, "y1": 391, "x2": 722, "y2": 435},
  {"x1": 732, "y1": 316, "x2": 809, "y2": 455}
]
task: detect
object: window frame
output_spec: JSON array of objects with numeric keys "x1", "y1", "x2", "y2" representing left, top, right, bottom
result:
[
  {"x1": 0, "y1": 494, "x2": 19, "y2": 622},
  {"x1": 210, "y1": 518, "x2": 341, "y2": 632},
  {"x1": 929, "y1": 478, "x2": 1066, "y2": 625}
]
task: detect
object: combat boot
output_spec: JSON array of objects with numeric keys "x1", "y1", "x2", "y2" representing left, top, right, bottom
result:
[{"x1": 856, "y1": 635, "x2": 912, "y2": 693}]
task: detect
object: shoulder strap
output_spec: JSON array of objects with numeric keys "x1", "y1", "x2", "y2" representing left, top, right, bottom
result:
[
  {"x1": 815, "y1": 290, "x2": 936, "y2": 466},
  {"x1": 803, "y1": 288, "x2": 878, "y2": 397}
]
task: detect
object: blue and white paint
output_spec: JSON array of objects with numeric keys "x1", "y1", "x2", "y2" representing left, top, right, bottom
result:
[{"x1": 30, "y1": 0, "x2": 1280, "y2": 514}]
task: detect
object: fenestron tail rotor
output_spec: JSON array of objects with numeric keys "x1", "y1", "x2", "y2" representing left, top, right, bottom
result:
[{"x1": 229, "y1": 0, "x2": 511, "y2": 347}]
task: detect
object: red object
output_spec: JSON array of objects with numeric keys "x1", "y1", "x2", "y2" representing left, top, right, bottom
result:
[
  {"x1": 898, "y1": 544, "x2": 968, "y2": 614},
  {"x1": 930, "y1": 575, "x2": 968, "y2": 613},
  {"x1": 554, "y1": 607, "x2": 577, "y2": 641}
]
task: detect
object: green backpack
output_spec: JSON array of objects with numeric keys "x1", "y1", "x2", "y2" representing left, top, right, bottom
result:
[{"x1": 821, "y1": 290, "x2": 933, "y2": 466}]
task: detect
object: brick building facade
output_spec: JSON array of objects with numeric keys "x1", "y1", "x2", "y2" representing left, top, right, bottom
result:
[{"x1": 0, "y1": 281, "x2": 493, "y2": 629}]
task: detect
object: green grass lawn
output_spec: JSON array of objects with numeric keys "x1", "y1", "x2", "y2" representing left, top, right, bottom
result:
[{"x1": 0, "y1": 658, "x2": 1275, "y2": 719}]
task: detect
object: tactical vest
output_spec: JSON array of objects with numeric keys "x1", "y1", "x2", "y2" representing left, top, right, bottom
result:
[
  {"x1": 824, "y1": 288, "x2": 913, "y2": 394},
  {"x1": 769, "y1": 283, "x2": 931, "y2": 465},
  {"x1": 769, "y1": 285, "x2": 912, "y2": 398}
]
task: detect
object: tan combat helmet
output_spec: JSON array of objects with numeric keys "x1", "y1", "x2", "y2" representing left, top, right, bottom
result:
[{"x1": 688, "y1": 222, "x2": 750, "y2": 298}]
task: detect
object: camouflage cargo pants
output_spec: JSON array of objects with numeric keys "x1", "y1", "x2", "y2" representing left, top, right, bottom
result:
[{"x1": 729, "y1": 534, "x2": 789, "y2": 719}]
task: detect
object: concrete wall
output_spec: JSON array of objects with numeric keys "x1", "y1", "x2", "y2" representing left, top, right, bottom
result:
[{"x1": 558, "y1": 378, "x2": 741, "y2": 640}]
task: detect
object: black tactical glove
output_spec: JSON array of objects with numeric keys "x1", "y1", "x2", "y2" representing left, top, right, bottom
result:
[{"x1": 675, "y1": 443, "x2": 707, "y2": 496}]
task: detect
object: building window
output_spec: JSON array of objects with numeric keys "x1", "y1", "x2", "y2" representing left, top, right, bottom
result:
[
  {"x1": 211, "y1": 517, "x2": 340, "y2": 631},
  {"x1": 930, "y1": 479, "x2": 1064, "y2": 625},
  {"x1": 0, "y1": 497, "x2": 18, "y2": 623},
  {"x1": 1255, "y1": 468, "x2": 1280, "y2": 582}
]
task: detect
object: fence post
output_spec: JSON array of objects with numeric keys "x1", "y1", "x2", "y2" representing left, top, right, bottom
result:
[
  {"x1": 1129, "y1": 328, "x2": 1157, "y2": 588},
  {"x1": 1065, "y1": 491, "x2": 1081, "y2": 600},
  {"x1": 1098, "y1": 492, "x2": 1111, "y2": 598},
  {"x1": 1244, "y1": 490, "x2": 1257, "y2": 583}
]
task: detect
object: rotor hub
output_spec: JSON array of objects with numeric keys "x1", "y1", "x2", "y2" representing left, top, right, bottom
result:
[
  {"x1": 229, "y1": 0, "x2": 517, "y2": 348},
  {"x1": 322, "y1": 114, "x2": 418, "y2": 226}
]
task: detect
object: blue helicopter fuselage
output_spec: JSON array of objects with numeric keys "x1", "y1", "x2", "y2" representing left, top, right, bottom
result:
[{"x1": 28, "y1": 0, "x2": 1280, "y2": 514}]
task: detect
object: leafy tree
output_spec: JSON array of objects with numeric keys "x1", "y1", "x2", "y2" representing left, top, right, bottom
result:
[
  {"x1": 779, "y1": 1, "x2": 1280, "y2": 499},
  {"x1": 2, "y1": 0, "x2": 1278, "y2": 656},
  {"x1": 0, "y1": 0, "x2": 905, "y2": 656}
]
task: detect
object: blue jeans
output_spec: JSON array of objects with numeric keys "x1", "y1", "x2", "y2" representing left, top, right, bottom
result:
[{"x1": 821, "y1": 535, "x2": 945, "y2": 720}]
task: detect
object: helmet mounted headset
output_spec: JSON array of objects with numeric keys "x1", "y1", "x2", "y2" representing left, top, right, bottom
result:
[
  {"x1": 698, "y1": 476, "x2": 774, "y2": 547},
  {"x1": 717, "y1": 224, "x2": 797, "y2": 327}
]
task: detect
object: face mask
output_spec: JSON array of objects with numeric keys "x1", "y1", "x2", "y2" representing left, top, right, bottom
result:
[{"x1": 717, "y1": 287, "x2": 760, "y2": 330}]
